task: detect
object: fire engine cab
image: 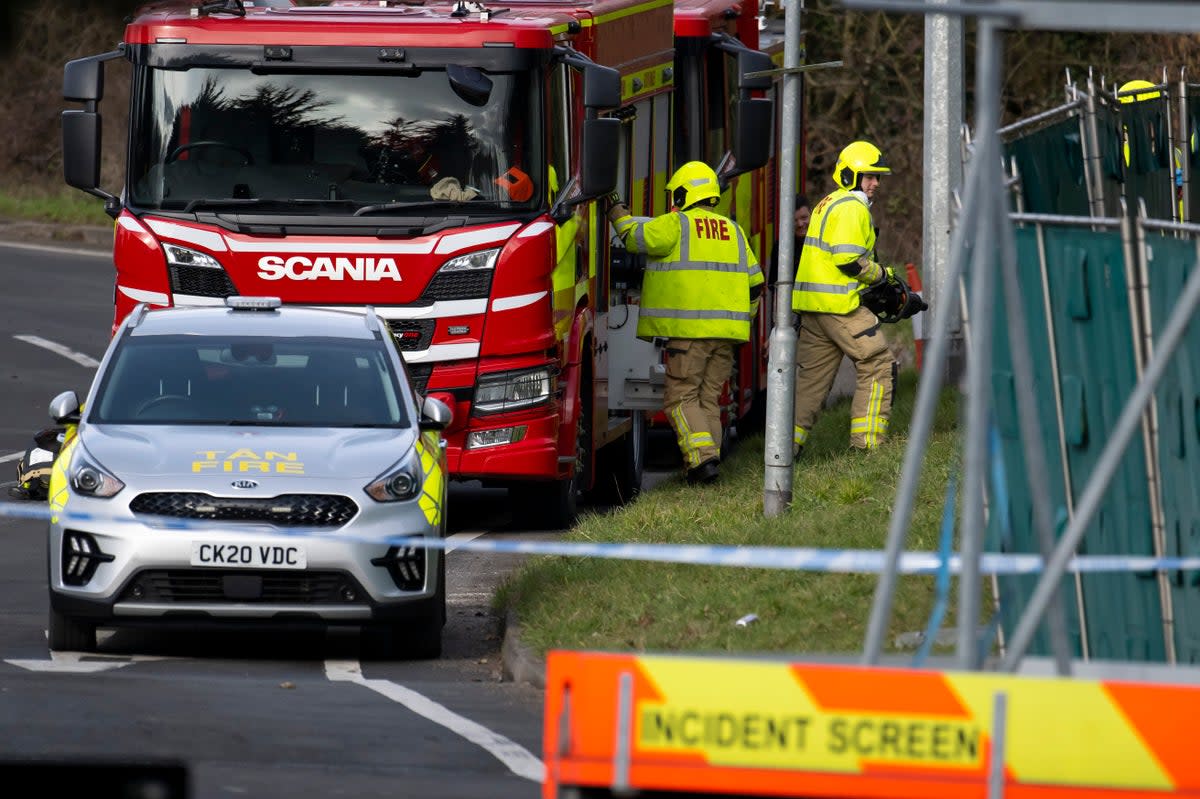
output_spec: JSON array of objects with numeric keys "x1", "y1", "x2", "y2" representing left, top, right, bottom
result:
[{"x1": 61, "y1": 0, "x2": 776, "y2": 527}]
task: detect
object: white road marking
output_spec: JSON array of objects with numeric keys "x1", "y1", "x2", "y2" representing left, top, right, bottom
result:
[
  {"x1": 6, "y1": 651, "x2": 143, "y2": 673},
  {"x1": 13, "y1": 334, "x2": 100, "y2": 368},
  {"x1": 0, "y1": 452, "x2": 21, "y2": 464},
  {"x1": 325, "y1": 660, "x2": 543, "y2": 782},
  {"x1": 446, "y1": 532, "x2": 486, "y2": 552},
  {"x1": 0, "y1": 240, "x2": 110, "y2": 258}
]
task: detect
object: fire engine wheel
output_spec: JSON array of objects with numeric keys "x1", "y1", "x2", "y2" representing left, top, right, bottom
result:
[
  {"x1": 590, "y1": 410, "x2": 646, "y2": 506},
  {"x1": 510, "y1": 388, "x2": 590, "y2": 531}
]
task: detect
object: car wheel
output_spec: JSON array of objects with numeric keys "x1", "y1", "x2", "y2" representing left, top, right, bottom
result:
[
  {"x1": 362, "y1": 556, "x2": 445, "y2": 661},
  {"x1": 48, "y1": 607, "x2": 96, "y2": 652}
]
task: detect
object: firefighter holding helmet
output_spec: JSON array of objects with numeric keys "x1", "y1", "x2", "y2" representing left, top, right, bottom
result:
[
  {"x1": 608, "y1": 161, "x2": 763, "y2": 485},
  {"x1": 792, "y1": 140, "x2": 901, "y2": 453}
]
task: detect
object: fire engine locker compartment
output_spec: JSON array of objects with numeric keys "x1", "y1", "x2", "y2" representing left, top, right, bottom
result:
[{"x1": 607, "y1": 304, "x2": 665, "y2": 411}]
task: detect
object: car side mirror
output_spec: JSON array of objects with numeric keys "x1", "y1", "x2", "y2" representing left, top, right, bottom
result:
[
  {"x1": 420, "y1": 396, "x2": 453, "y2": 431},
  {"x1": 49, "y1": 390, "x2": 82, "y2": 424}
]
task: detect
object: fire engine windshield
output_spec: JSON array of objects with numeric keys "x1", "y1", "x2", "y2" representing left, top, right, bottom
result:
[{"x1": 129, "y1": 67, "x2": 541, "y2": 214}]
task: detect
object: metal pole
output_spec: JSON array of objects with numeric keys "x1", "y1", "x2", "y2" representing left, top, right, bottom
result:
[
  {"x1": 995, "y1": 205, "x2": 1073, "y2": 675},
  {"x1": 763, "y1": 0, "x2": 803, "y2": 517},
  {"x1": 923, "y1": 0, "x2": 965, "y2": 357},
  {"x1": 955, "y1": 15, "x2": 1003, "y2": 671},
  {"x1": 862, "y1": 103, "x2": 987, "y2": 665},
  {"x1": 1000, "y1": 232, "x2": 1200, "y2": 670},
  {"x1": 987, "y1": 691, "x2": 1009, "y2": 799}
]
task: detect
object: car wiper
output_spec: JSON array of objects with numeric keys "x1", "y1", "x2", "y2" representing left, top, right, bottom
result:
[
  {"x1": 353, "y1": 199, "x2": 502, "y2": 217},
  {"x1": 183, "y1": 198, "x2": 359, "y2": 213}
]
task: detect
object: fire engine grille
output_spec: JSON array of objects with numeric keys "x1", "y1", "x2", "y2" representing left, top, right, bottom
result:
[
  {"x1": 405, "y1": 363, "x2": 432, "y2": 395},
  {"x1": 168, "y1": 265, "x2": 238, "y2": 298},
  {"x1": 387, "y1": 319, "x2": 436, "y2": 351},
  {"x1": 130, "y1": 493, "x2": 357, "y2": 527},
  {"x1": 420, "y1": 270, "x2": 492, "y2": 302},
  {"x1": 117, "y1": 569, "x2": 367, "y2": 604}
]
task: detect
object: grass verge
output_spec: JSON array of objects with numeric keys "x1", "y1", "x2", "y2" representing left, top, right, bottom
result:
[
  {"x1": 0, "y1": 184, "x2": 113, "y2": 226},
  {"x1": 496, "y1": 368, "x2": 978, "y2": 658}
]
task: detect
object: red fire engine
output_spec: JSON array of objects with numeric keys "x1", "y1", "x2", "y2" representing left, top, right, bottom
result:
[{"x1": 61, "y1": 0, "x2": 781, "y2": 527}]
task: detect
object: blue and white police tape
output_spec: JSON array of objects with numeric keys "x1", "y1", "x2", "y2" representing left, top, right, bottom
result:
[{"x1": 3, "y1": 500, "x2": 1197, "y2": 576}]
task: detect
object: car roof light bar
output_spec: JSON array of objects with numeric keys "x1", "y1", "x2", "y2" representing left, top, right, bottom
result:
[{"x1": 226, "y1": 296, "x2": 282, "y2": 311}]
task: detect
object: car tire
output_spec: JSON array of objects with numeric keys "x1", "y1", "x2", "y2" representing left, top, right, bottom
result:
[
  {"x1": 362, "y1": 555, "x2": 445, "y2": 661},
  {"x1": 48, "y1": 607, "x2": 96, "y2": 653}
]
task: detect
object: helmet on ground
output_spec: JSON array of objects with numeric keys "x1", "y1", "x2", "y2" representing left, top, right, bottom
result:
[
  {"x1": 834, "y1": 140, "x2": 891, "y2": 190},
  {"x1": 1118, "y1": 79, "x2": 1160, "y2": 104},
  {"x1": 667, "y1": 161, "x2": 721, "y2": 209}
]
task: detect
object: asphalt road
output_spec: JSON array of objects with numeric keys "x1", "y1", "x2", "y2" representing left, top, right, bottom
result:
[{"x1": 0, "y1": 239, "x2": 650, "y2": 799}]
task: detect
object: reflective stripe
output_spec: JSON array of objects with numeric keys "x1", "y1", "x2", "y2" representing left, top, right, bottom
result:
[
  {"x1": 793, "y1": 426, "x2": 809, "y2": 446},
  {"x1": 677, "y1": 212, "x2": 689, "y2": 262},
  {"x1": 670, "y1": 404, "x2": 703, "y2": 468},
  {"x1": 690, "y1": 432, "x2": 715, "y2": 448},
  {"x1": 797, "y1": 281, "x2": 855, "y2": 294},
  {"x1": 635, "y1": 223, "x2": 647, "y2": 253},
  {"x1": 641, "y1": 308, "x2": 752, "y2": 322},
  {"x1": 736, "y1": 224, "x2": 748, "y2": 274},
  {"x1": 803, "y1": 236, "x2": 868, "y2": 258},
  {"x1": 645, "y1": 260, "x2": 749, "y2": 274}
]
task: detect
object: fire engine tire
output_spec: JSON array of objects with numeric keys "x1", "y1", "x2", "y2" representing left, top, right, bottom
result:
[
  {"x1": 48, "y1": 608, "x2": 97, "y2": 653},
  {"x1": 510, "y1": 381, "x2": 590, "y2": 530},
  {"x1": 590, "y1": 410, "x2": 646, "y2": 506}
]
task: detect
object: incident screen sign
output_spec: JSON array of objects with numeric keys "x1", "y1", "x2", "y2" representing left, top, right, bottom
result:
[{"x1": 637, "y1": 705, "x2": 982, "y2": 771}]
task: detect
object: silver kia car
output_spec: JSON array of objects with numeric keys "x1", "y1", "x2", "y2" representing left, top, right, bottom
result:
[{"x1": 45, "y1": 297, "x2": 452, "y2": 659}]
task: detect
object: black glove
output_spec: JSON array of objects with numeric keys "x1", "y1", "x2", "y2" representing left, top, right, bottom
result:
[{"x1": 606, "y1": 191, "x2": 624, "y2": 206}]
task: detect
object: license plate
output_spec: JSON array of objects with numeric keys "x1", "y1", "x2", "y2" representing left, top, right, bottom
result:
[{"x1": 190, "y1": 542, "x2": 306, "y2": 569}]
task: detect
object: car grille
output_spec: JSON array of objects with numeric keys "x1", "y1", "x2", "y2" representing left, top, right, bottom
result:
[
  {"x1": 118, "y1": 569, "x2": 367, "y2": 604},
  {"x1": 387, "y1": 319, "x2": 436, "y2": 352},
  {"x1": 420, "y1": 270, "x2": 492, "y2": 302},
  {"x1": 129, "y1": 493, "x2": 357, "y2": 527},
  {"x1": 169, "y1": 265, "x2": 237, "y2": 298},
  {"x1": 405, "y1": 363, "x2": 432, "y2": 395}
]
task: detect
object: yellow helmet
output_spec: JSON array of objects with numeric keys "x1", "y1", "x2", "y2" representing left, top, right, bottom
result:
[
  {"x1": 1118, "y1": 79, "x2": 1160, "y2": 104},
  {"x1": 833, "y1": 140, "x2": 891, "y2": 190},
  {"x1": 667, "y1": 161, "x2": 720, "y2": 209}
]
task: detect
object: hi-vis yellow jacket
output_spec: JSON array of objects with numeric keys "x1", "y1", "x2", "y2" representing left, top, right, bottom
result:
[
  {"x1": 613, "y1": 207, "x2": 762, "y2": 342},
  {"x1": 792, "y1": 188, "x2": 878, "y2": 315}
]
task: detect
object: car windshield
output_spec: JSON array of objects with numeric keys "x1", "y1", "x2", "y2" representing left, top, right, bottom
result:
[
  {"x1": 91, "y1": 334, "x2": 410, "y2": 427},
  {"x1": 128, "y1": 66, "x2": 542, "y2": 214}
]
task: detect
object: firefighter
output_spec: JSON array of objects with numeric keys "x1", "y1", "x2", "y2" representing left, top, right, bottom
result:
[
  {"x1": 1118, "y1": 78, "x2": 1184, "y2": 220},
  {"x1": 607, "y1": 161, "x2": 763, "y2": 485},
  {"x1": 791, "y1": 140, "x2": 899, "y2": 453}
]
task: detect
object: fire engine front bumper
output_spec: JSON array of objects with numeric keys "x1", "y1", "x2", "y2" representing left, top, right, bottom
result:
[{"x1": 447, "y1": 410, "x2": 565, "y2": 482}]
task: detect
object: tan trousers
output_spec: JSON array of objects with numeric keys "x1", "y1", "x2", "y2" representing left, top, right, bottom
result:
[
  {"x1": 663, "y1": 338, "x2": 734, "y2": 468},
  {"x1": 793, "y1": 306, "x2": 897, "y2": 450}
]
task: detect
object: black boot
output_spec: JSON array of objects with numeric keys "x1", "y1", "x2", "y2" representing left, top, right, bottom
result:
[{"x1": 686, "y1": 460, "x2": 720, "y2": 485}]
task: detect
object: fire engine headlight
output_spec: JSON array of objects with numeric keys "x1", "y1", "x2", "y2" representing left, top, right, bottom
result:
[
  {"x1": 439, "y1": 248, "x2": 499, "y2": 272},
  {"x1": 70, "y1": 449, "x2": 125, "y2": 498},
  {"x1": 474, "y1": 367, "x2": 553, "y2": 414},
  {"x1": 364, "y1": 455, "x2": 423, "y2": 502},
  {"x1": 163, "y1": 243, "x2": 223, "y2": 269}
]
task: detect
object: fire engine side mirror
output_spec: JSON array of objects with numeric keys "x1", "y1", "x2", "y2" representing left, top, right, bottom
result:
[
  {"x1": 731, "y1": 98, "x2": 773, "y2": 174},
  {"x1": 579, "y1": 117, "x2": 620, "y2": 198},
  {"x1": 583, "y1": 64, "x2": 620, "y2": 110},
  {"x1": 737, "y1": 50, "x2": 773, "y2": 93},
  {"x1": 62, "y1": 51, "x2": 123, "y2": 211}
]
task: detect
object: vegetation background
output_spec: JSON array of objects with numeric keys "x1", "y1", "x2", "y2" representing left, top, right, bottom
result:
[{"x1": 1, "y1": 0, "x2": 1197, "y2": 265}]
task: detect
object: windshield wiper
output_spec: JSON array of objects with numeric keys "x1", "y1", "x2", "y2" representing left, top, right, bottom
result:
[
  {"x1": 353, "y1": 199, "x2": 502, "y2": 217},
  {"x1": 183, "y1": 198, "x2": 359, "y2": 213}
]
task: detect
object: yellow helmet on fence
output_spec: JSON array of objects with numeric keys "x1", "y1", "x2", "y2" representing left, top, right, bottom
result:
[
  {"x1": 1118, "y1": 79, "x2": 1160, "y2": 104},
  {"x1": 667, "y1": 161, "x2": 721, "y2": 209},
  {"x1": 833, "y1": 140, "x2": 891, "y2": 190}
]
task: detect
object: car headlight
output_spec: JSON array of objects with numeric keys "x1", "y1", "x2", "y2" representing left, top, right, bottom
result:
[
  {"x1": 69, "y1": 448, "x2": 125, "y2": 498},
  {"x1": 473, "y1": 367, "x2": 553, "y2": 414},
  {"x1": 364, "y1": 454, "x2": 423, "y2": 502},
  {"x1": 163, "y1": 243, "x2": 223, "y2": 269},
  {"x1": 439, "y1": 247, "x2": 499, "y2": 272}
]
